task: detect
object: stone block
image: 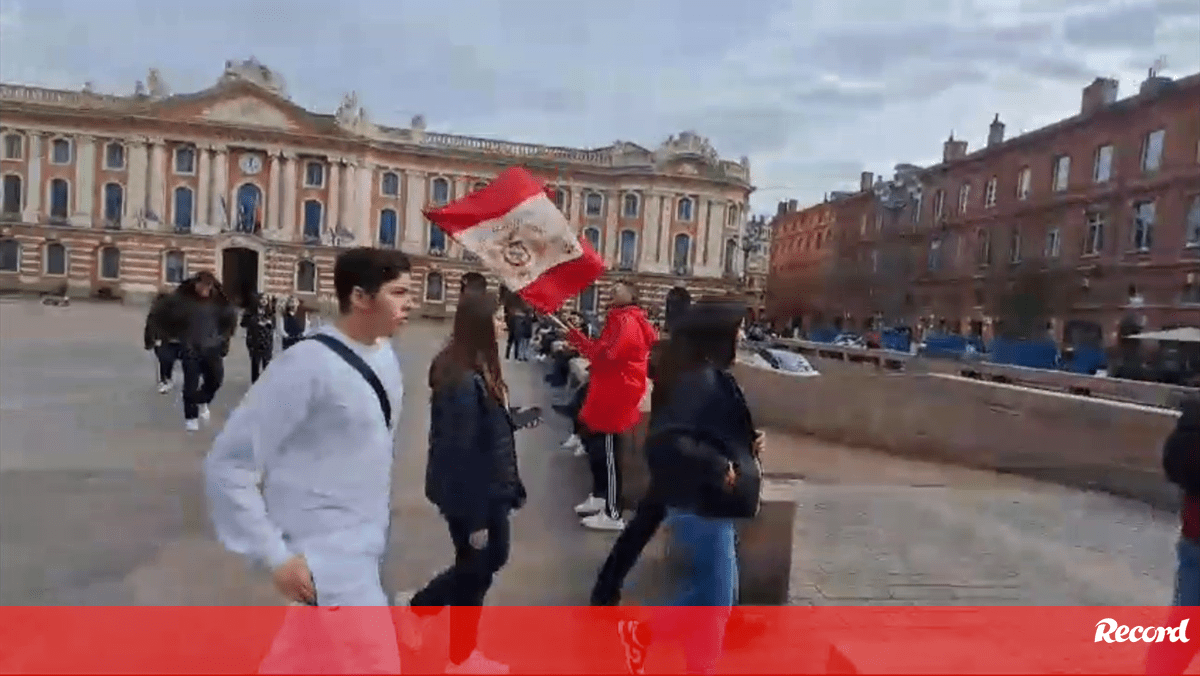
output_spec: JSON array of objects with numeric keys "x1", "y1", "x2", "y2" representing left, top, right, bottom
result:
[{"x1": 736, "y1": 479, "x2": 799, "y2": 605}]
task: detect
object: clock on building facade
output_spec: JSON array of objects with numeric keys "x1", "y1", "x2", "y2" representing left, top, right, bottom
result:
[{"x1": 239, "y1": 153, "x2": 262, "y2": 174}]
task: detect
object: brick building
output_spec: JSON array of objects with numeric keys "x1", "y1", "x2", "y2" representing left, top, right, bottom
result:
[
  {"x1": 0, "y1": 58, "x2": 754, "y2": 314},
  {"x1": 769, "y1": 70, "x2": 1200, "y2": 344}
]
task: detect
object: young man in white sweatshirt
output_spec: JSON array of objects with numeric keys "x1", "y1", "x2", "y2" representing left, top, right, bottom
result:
[{"x1": 204, "y1": 247, "x2": 413, "y2": 672}]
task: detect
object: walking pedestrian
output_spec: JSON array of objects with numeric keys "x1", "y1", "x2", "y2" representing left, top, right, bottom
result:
[
  {"x1": 280, "y1": 296, "x2": 307, "y2": 350},
  {"x1": 144, "y1": 291, "x2": 182, "y2": 394},
  {"x1": 241, "y1": 293, "x2": 277, "y2": 383}
]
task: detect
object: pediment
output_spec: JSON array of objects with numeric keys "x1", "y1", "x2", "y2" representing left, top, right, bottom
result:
[{"x1": 201, "y1": 96, "x2": 298, "y2": 130}]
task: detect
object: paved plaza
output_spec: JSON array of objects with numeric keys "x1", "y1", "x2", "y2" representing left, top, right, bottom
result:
[{"x1": 0, "y1": 298, "x2": 1181, "y2": 610}]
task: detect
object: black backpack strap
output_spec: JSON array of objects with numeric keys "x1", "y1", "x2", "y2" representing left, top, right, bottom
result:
[{"x1": 305, "y1": 334, "x2": 392, "y2": 428}]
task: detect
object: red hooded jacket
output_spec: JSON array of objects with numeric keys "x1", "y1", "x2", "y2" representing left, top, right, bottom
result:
[{"x1": 567, "y1": 304, "x2": 658, "y2": 434}]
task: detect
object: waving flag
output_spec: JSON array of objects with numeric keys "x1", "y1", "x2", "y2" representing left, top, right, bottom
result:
[{"x1": 424, "y1": 166, "x2": 605, "y2": 313}]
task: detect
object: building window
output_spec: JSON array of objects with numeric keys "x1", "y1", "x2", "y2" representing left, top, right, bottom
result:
[
  {"x1": 579, "y1": 284, "x2": 598, "y2": 313},
  {"x1": 928, "y1": 238, "x2": 942, "y2": 270},
  {"x1": 172, "y1": 186, "x2": 194, "y2": 231},
  {"x1": 379, "y1": 209, "x2": 398, "y2": 247},
  {"x1": 295, "y1": 260, "x2": 317, "y2": 293},
  {"x1": 552, "y1": 188, "x2": 566, "y2": 211},
  {"x1": 585, "y1": 192, "x2": 603, "y2": 217},
  {"x1": 1016, "y1": 168, "x2": 1031, "y2": 200},
  {"x1": 1045, "y1": 227, "x2": 1061, "y2": 258},
  {"x1": 236, "y1": 183, "x2": 263, "y2": 234},
  {"x1": 1142, "y1": 129, "x2": 1165, "y2": 172},
  {"x1": 976, "y1": 229, "x2": 991, "y2": 266},
  {"x1": 1094, "y1": 144, "x2": 1113, "y2": 183},
  {"x1": 103, "y1": 183, "x2": 123, "y2": 226},
  {"x1": 676, "y1": 197, "x2": 694, "y2": 222},
  {"x1": 724, "y1": 238, "x2": 738, "y2": 275},
  {"x1": 958, "y1": 183, "x2": 970, "y2": 213},
  {"x1": 622, "y1": 193, "x2": 639, "y2": 218},
  {"x1": 44, "y1": 242, "x2": 66, "y2": 276},
  {"x1": 984, "y1": 177, "x2": 997, "y2": 208},
  {"x1": 50, "y1": 138, "x2": 72, "y2": 165},
  {"x1": 302, "y1": 200, "x2": 322, "y2": 241},
  {"x1": 1052, "y1": 155, "x2": 1070, "y2": 192},
  {"x1": 0, "y1": 238, "x2": 19, "y2": 271},
  {"x1": 910, "y1": 193, "x2": 923, "y2": 223},
  {"x1": 105, "y1": 142, "x2": 125, "y2": 170},
  {"x1": 932, "y1": 189, "x2": 945, "y2": 219},
  {"x1": 174, "y1": 146, "x2": 195, "y2": 174},
  {"x1": 1084, "y1": 212, "x2": 1105, "y2": 255},
  {"x1": 425, "y1": 271, "x2": 444, "y2": 302},
  {"x1": 583, "y1": 227, "x2": 601, "y2": 252},
  {"x1": 304, "y1": 162, "x2": 325, "y2": 188},
  {"x1": 1131, "y1": 200, "x2": 1155, "y2": 252},
  {"x1": 2, "y1": 174, "x2": 22, "y2": 214},
  {"x1": 1183, "y1": 282, "x2": 1200, "y2": 304},
  {"x1": 98, "y1": 245, "x2": 120, "y2": 280},
  {"x1": 380, "y1": 172, "x2": 399, "y2": 196},
  {"x1": 164, "y1": 250, "x2": 186, "y2": 284},
  {"x1": 618, "y1": 230, "x2": 637, "y2": 270},
  {"x1": 1009, "y1": 228, "x2": 1022, "y2": 264},
  {"x1": 728, "y1": 205, "x2": 739, "y2": 226},
  {"x1": 428, "y1": 223, "x2": 446, "y2": 254},
  {"x1": 49, "y1": 178, "x2": 70, "y2": 219},
  {"x1": 1186, "y1": 195, "x2": 1200, "y2": 247},
  {"x1": 430, "y1": 177, "x2": 450, "y2": 205},
  {"x1": 672, "y1": 233, "x2": 691, "y2": 274},
  {"x1": 2, "y1": 134, "x2": 22, "y2": 160}
]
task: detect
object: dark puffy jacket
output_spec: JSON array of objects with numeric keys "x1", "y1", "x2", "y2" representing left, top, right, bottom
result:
[
  {"x1": 148, "y1": 288, "x2": 237, "y2": 349},
  {"x1": 1164, "y1": 398, "x2": 1200, "y2": 494},
  {"x1": 426, "y1": 372, "x2": 527, "y2": 531}
]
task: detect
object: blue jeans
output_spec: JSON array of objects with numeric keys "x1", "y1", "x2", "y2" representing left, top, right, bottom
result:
[
  {"x1": 653, "y1": 510, "x2": 738, "y2": 674},
  {"x1": 1173, "y1": 537, "x2": 1200, "y2": 607},
  {"x1": 1145, "y1": 538, "x2": 1200, "y2": 674}
]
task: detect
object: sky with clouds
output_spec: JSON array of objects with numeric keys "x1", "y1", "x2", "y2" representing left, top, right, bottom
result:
[{"x1": 1, "y1": 0, "x2": 1197, "y2": 214}]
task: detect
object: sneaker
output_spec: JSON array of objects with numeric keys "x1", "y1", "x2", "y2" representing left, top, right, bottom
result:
[
  {"x1": 198, "y1": 404, "x2": 211, "y2": 421},
  {"x1": 393, "y1": 590, "x2": 427, "y2": 651},
  {"x1": 157, "y1": 381, "x2": 171, "y2": 394},
  {"x1": 616, "y1": 620, "x2": 648, "y2": 674},
  {"x1": 573, "y1": 445, "x2": 587, "y2": 458},
  {"x1": 581, "y1": 512, "x2": 625, "y2": 531},
  {"x1": 184, "y1": 419, "x2": 200, "y2": 432},
  {"x1": 561, "y1": 434, "x2": 582, "y2": 451},
  {"x1": 574, "y1": 496, "x2": 605, "y2": 516},
  {"x1": 446, "y1": 650, "x2": 509, "y2": 674}
]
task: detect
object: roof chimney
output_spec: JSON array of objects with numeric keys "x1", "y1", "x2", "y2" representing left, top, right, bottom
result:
[
  {"x1": 942, "y1": 133, "x2": 968, "y2": 163},
  {"x1": 1081, "y1": 77, "x2": 1119, "y2": 115},
  {"x1": 987, "y1": 114, "x2": 1005, "y2": 147},
  {"x1": 787, "y1": 199, "x2": 798, "y2": 213},
  {"x1": 1139, "y1": 69, "x2": 1173, "y2": 97},
  {"x1": 860, "y1": 171, "x2": 874, "y2": 192},
  {"x1": 776, "y1": 200, "x2": 787, "y2": 216}
]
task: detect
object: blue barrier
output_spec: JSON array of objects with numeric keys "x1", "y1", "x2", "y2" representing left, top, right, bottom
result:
[
  {"x1": 1061, "y1": 346, "x2": 1107, "y2": 375},
  {"x1": 987, "y1": 338, "x2": 1060, "y2": 370}
]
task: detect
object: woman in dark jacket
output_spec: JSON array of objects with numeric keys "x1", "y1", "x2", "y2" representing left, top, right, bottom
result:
[
  {"x1": 240, "y1": 293, "x2": 276, "y2": 382},
  {"x1": 406, "y1": 291, "x2": 527, "y2": 673},
  {"x1": 279, "y1": 296, "x2": 307, "y2": 350}
]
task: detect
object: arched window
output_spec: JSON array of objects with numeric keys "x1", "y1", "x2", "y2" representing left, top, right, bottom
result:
[
  {"x1": 618, "y1": 230, "x2": 637, "y2": 269},
  {"x1": 302, "y1": 200, "x2": 323, "y2": 242},
  {"x1": 44, "y1": 242, "x2": 66, "y2": 276},
  {"x1": 164, "y1": 250, "x2": 186, "y2": 284},
  {"x1": 49, "y1": 179, "x2": 70, "y2": 219},
  {"x1": 428, "y1": 222, "x2": 446, "y2": 254},
  {"x1": 672, "y1": 233, "x2": 691, "y2": 274},
  {"x1": 2, "y1": 174, "x2": 22, "y2": 214},
  {"x1": 585, "y1": 193, "x2": 603, "y2": 217},
  {"x1": 379, "y1": 209, "x2": 398, "y2": 247},
  {"x1": 236, "y1": 183, "x2": 263, "y2": 233},
  {"x1": 172, "y1": 186, "x2": 194, "y2": 231},
  {"x1": 579, "y1": 284, "x2": 598, "y2": 313},
  {"x1": 0, "y1": 238, "x2": 20, "y2": 271},
  {"x1": 724, "y1": 239, "x2": 738, "y2": 275},
  {"x1": 676, "y1": 197, "x2": 694, "y2": 221},
  {"x1": 425, "y1": 271, "x2": 444, "y2": 302},
  {"x1": 622, "y1": 193, "x2": 639, "y2": 218},
  {"x1": 380, "y1": 172, "x2": 400, "y2": 196},
  {"x1": 99, "y1": 246, "x2": 120, "y2": 280},
  {"x1": 430, "y1": 177, "x2": 450, "y2": 205},
  {"x1": 103, "y1": 183, "x2": 123, "y2": 225},
  {"x1": 295, "y1": 259, "x2": 317, "y2": 293},
  {"x1": 583, "y1": 227, "x2": 601, "y2": 252}
]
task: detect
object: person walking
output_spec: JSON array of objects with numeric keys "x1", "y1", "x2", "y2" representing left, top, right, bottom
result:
[
  {"x1": 401, "y1": 291, "x2": 526, "y2": 674},
  {"x1": 144, "y1": 291, "x2": 182, "y2": 394},
  {"x1": 241, "y1": 293, "x2": 277, "y2": 383},
  {"x1": 280, "y1": 296, "x2": 307, "y2": 350},
  {"x1": 560, "y1": 280, "x2": 657, "y2": 531}
]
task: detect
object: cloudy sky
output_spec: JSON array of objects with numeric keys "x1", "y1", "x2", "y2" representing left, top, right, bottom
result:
[{"x1": 2, "y1": 0, "x2": 1197, "y2": 213}]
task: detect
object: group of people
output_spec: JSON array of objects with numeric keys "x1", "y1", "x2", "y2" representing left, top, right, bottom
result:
[{"x1": 142, "y1": 278, "x2": 312, "y2": 430}]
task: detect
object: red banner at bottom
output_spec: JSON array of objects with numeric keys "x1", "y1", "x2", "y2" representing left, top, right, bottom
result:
[{"x1": 1, "y1": 606, "x2": 1198, "y2": 674}]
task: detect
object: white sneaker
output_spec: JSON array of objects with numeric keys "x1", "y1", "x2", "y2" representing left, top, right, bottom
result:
[
  {"x1": 573, "y1": 445, "x2": 587, "y2": 458},
  {"x1": 574, "y1": 495, "x2": 605, "y2": 515},
  {"x1": 561, "y1": 434, "x2": 582, "y2": 452},
  {"x1": 581, "y1": 512, "x2": 625, "y2": 531},
  {"x1": 393, "y1": 590, "x2": 427, "y2": 650},
  {"x1": 198, "y1": 404, "x2": 211, "y2": 421},
  {"x1": 446, "y1": 650, "x2": 509, "y2": 674},
  {"x1": 157, "y1": 381, "x2": 171, "y2": 394},
  {"x1": 184, "y1": 419, "x2": 200, "y2": 432}
]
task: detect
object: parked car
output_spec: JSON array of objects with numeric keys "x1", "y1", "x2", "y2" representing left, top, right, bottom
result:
[{"x1": 741, "y1": 347, "x2": 821, "y2": 377}]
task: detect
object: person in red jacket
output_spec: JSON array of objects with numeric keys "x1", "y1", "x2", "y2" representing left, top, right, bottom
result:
[{"x1": 566, "y1": 281, "x2": 658, "y2": 531}]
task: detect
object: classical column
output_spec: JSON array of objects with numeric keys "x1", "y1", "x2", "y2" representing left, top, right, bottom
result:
[
  {"x1": 124, "y1": 139, "x2": 148, "y2": 226},
  {"x1": 656, "y1": 194, "x2": 672, "y2": 268},
  {"x1": 603, "y1": 190, "x2": 620, "y2": 266},
  {"x1": 706, "y1": 201, "x2": 728, "y2": 275},
  {"x1": 196, "y1": 146, "x2": 211, "y2": 230},
  {"x1": 402, "y1": 169, "x2": 426, "y2": 252},
  {"x1": 339, "y1": 162, "x2": 357, "y2": 242},
  {"x1": 22, "y1": 133, "x2": 41, "y2": 222},
  {"x1": 448, "y1": 176, "x2": 470, "y2": 255},
  {"x1": 210, "y1": 146, "x2": 229, "y2": 229},
  {"x1": 71, "y1": 135, "x2": 96, "y2": 226},
  {"x1": 356, "y1": 163, "x2": 373, "y2": 245},
  {"x1": 639, "y1": 192, "x2": 659, "y2": 270},
  {"x1": 281, "y1": 152, "x2": 298, "y2": 240},
  {"x1": 148, "y1": 139, "x2": 167, "y2": 228},
  {"x1": 326, "y1": 161, "x2": 341, "y2": 242},
  {"x1": 267, "y1": 152, "x2": 282, "y2": 233},
  {"x1": 569, "y1": 186, "x2": 584, "y2": 226}
]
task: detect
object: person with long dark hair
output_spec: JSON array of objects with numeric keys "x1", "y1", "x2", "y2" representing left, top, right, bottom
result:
[
  {"x1": 402, "y1": 291, "x2": 526, "y2": 674},
  {"x1": 280, "y1": 296, "x2": 307, "y2": 350},
  {"x1": 144, "y1": 291, "x2": 182, "y2": 394},
  {"x1": 241, "y1": 292, "x2": 277, "y2": 383}
]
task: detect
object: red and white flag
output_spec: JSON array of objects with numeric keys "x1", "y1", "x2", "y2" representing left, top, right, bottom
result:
[{"x1": 424, "y1": 166, "x2": 606, "y2": 313}]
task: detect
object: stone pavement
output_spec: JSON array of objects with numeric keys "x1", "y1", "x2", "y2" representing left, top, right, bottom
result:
[{"x1": 0, "y1": 298, "x2": 1181, "y2": 612}]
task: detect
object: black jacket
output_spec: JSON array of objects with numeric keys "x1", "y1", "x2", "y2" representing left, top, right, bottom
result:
[
  {"x1": 147, "y1": 286, "x2": 237, "y2": 350},
  {"x1": 1163, "y1": 398, "x2": 1200, "y2": 494},
  {"x1": 426, "y1": 372, "x2": 527, "y2": 531}
]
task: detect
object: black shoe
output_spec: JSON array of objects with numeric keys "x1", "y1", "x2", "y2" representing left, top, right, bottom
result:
[{"x1": 616, "y1": 620, "x2": 648, "y2": 674}]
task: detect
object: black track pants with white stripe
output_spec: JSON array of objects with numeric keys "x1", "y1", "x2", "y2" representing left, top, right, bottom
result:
[{"x1": 585, "y1": 432, "x2": 624, "y2": 519}]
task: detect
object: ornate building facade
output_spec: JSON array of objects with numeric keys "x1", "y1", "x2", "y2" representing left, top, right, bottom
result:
[{"x1": 0, "y1": 59, "x2": 755, "y2": 314}]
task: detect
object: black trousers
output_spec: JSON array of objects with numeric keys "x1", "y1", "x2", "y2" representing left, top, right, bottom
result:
[
  {"x1": 411, "y1": 507, "x2": 512, "y2": 664},
  {"x1": 505, "y1": 332, "x2": 520, "y2": 359},
  {"x1": 592, "y1": 495, "x2": 668, "y2": 605},
  {"x1": 584, "y1": 432, "x2": 624, "y2": 519},
  {"x1": 154, "y1": 342, "x2": 182, "y2": 383},
  {"x1": 181, "y1": 347, "x2": 224, "y2": 420},
  {"x1": 249, "y1": 347, "x2": 273, "y2": 383}
]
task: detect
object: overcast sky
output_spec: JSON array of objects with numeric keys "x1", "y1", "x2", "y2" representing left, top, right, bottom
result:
[{"x1": 1, "y1": 0, "x2": 1197, "y2": 214}]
